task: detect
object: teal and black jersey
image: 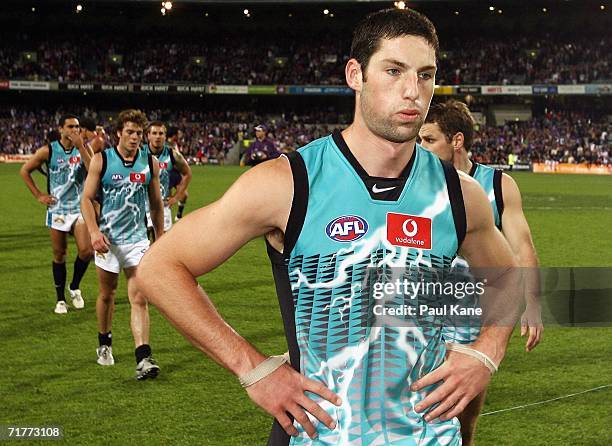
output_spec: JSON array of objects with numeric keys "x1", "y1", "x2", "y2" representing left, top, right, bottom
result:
[
  {"x1": 143, "y1": 143, "x2": 175, "y2": 200},
  {"x1": 468, "y1": 162, "x2": 504, "y2": 229},
  {"x1": 267, "y1": 131, "x2": 466, "y2": 446},
  {"x1": 98, "y1": 147, "x2": 152, "y2": 245},
  {"x1": 46, "y1": 140, "x2": 86, "y2": 215}
]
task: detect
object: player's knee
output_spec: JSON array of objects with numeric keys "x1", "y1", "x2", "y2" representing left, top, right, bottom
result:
[
  {"x1": 129, "y1": 291, "x2": 147, "y2": 307},
  {"x1": 52, "y1": 249, "x2": 67, "y2": 263},
  {"x1": 78, "y1": 247, "x2": 94, "y2": 260},
  {"x1": 98, "y1": 290, "x2": 116, "y2": 304}
]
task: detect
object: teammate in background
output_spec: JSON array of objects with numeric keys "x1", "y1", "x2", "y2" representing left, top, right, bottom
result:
[
  {"x1": 20, "y1": 114, "x2": 94, "y2": 314},
  {"x1": 136, "y1": 9, "x2": 522, "y2": 444},
  {"x1": 81, "y1": 109, "x2": 164, "y2": 380},
  {"x1": 166, "y1": 126, "x2": 189, "y2": 220},
  {"x1": 241, "y1": 124, "x2": 280, "y2": 166},
  {"x1": 419, "y1": 99, "x2": 542, "y2": 446},
  {"x1": 79, "y1": 117, "x2": 107, "y2": 154},
  {"x1": 143, "y1": 122, "x2": 192, "y2": 238}
]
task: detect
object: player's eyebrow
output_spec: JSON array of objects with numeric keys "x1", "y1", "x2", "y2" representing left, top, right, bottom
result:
[{"x1": 380, "y1": 59, "x2": 436, "y2": 72}]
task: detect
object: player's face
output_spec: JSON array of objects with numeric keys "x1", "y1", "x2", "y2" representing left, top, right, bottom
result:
[
  {"x1": 80, "y1": 128, "x2": 95, "y2": 140},
  {"x1": 60, "y1": 118, "x2": 80, "y2": 140},
  {"x1": 359, "y1": 36, "x2": 436, "y2": 144},
  {"x1": 255, "y1": 129, "x2": 265, "y2": 139},
  {"x1": 419, "y1": 123, "x2": 454, "y2": 161},
  {"x1": 147, "y1": 126, "x2": 167, "y2": 150},
  {"x1": 118, "y1": 122, "x2": 144, "y2": 151}
]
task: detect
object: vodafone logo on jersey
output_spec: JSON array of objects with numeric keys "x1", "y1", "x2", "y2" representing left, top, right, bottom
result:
[
  {"x1": 129, "y1": 172, "x2": 146, "y2": 183},
  {"x1": 69, "y1": 156, "x2": 81, "y2": 164},
  {"x1": 326, "y1": 215, "x2": 369, "y2": 243},
  {"x1": 387, "y1": 213, "x2": 432, "y2": 249},
  {"x1": 159, "y1": 162, "x2": 168, "y2": 169}
]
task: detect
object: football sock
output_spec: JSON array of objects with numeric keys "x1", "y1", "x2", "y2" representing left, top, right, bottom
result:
[
  {"x1": 98, "y1": 331, "x2": 112, "y2": 347},
  {"x1": 135, "y1": 344, "x2": 152, "y2": 364},
  {"x1": 69, "y1": 256, "x2": 90, "y2": 290},
  {"x1": 177, "y1": 200, "x2": 186, "y2": 218},
  {"x1": 52, "y1": 262, "x2": 66, "y2": 302}
]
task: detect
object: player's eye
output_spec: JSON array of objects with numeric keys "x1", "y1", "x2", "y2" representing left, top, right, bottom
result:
[
  {"x1": 386, "y1": 68, "x2": 401, "y2": 76},
  {"x1": 418, "y1": 72, "x2": 434, "y2": 81}
]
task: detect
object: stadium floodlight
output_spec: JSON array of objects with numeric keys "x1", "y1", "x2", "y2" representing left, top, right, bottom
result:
[
  {"x1": 163, "y1": 1, "x2": 173, "y2": 10},
  {"x1": 601, "y1": 5, "x2": 605, "y2": 10},
  {"x1": 161, "y1": 7, "x2": 166, "y2": 15},
  {"x1": 394, "y1": 1, "x2": 406, "y2": 9},
  {"x1": 498, "y1": 9, "x2": 503, "y2": 14},
  {"x1": 323, "y1": 9, "x2": 329, "y2": 15},
  {"x1": 454, "y1": 10, "x2": 459, "y2": 15},
  {"x1": 243, "y1": 9, "x2": 249, "y2": 15},
  {"x1": 542, "y1": 7, "x2": 547, "y2": 12},
  {"x1": 76, "y1": 4, "x2": 83, "y2": 13},
  {"x1": 31, "y1": 7, "x2": 35, "y2": 12},
  {"x1": 489, "y1": 6, "x2": 495, "y2": 11}
]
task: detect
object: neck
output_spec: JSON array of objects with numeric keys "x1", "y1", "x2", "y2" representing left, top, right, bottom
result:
[
  {"x1": 454, "y1": 153, "x2": 472, "y2": 174},
  {"x1": 150, "y1": 144, "x2": 163, "y2": 155},
  {"x1": 342, "y1": 122, "x2": 416, "y2": 178},
  {"x1": 60, "y1": 136, "x2": 73, "y2": 150},
  {"x1": 118, "y1": 144, "x2": 137, "y2": 159}
]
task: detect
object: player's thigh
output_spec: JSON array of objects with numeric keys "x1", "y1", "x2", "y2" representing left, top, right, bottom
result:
[
  {"x1": 49, "y1": 228, "x2": 68, "y2": 258},
  {"x1": 73, "y1": 219, "x2": 93, "y2": 256},
  {"x1": 124, "y1": 266, "x2": 145, "y2": 305},
  {"x1": 96, "y1": 266, "x2": 119, "y2": 298}
]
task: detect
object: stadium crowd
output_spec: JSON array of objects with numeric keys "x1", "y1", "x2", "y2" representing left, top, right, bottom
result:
[
  {"x1": 1, "y1": 108, "x2": 609, "y2": 166},
  {"x1": 1, "y1": 36, "x2": 610, "y2": 85}
]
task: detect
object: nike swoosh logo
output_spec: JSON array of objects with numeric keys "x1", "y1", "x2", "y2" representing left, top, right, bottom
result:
[{"x1": 372, "y1": 184, "x2": 398, "y2": 193}]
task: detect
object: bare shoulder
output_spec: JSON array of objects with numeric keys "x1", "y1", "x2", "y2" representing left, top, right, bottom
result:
[
  {"x1": 501, "y1": 172, "x2": 521, "y2": 203},
  {"x1": 220, "y1": 156, "x2": 294, "y2": 231},
  {"x1": 458, "y1": 170, "x2": 494, "y2": 232}
]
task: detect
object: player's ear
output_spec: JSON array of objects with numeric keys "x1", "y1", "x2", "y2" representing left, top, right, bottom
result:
[
  {"x1": 452, "y1": 132, "x2": 465, "y2": 153},
  {"x1": 346, "y1": 58, "x2": 364, "y2": 92}
]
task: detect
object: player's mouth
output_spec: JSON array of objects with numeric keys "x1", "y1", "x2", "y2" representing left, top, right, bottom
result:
[{"x1": 397, "y1": 109, "x2": 420, "y2": 122}]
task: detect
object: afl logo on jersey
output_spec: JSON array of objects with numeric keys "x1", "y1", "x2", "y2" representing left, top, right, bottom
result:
[
  {"x1": 111, "y1": 173, "x2": 123, "y2": 181},
  {"x1": 326, "y1": 215, "x2": 369, "y2": 242},
  {"x1": 129, "y1": 172, "x2": 146, "y2": 183},
  {"x1": 387, "y1": 213, "x2": 432, "y2": 249}
]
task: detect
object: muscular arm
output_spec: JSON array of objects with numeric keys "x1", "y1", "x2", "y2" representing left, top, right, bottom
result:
[
  {"x1": 80, "y1": 153, "x2": 109, "y2": 253},
  {"x1": 168, "y1": 149, "x2": 192, "y2": 205},
  {"x1": 19, "y1": 145, "x2": 55, "y2": 205},
  {"x1": 147, "y1": 157, "x2": 164, "y2": 240},
  {"x1": 501, "y1": 173, "x2": 542, "y2": 351},
  {"x1": 136, "y1": 156, "x2": 340, "y2": 439},
  {"x1": 414, "y1": 174, "x2": 521, "y2": 422}
]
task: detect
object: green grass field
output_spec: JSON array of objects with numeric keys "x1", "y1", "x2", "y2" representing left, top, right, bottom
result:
[{"x1": 1, "y1": 164, "x2": 611, "y2": 445}]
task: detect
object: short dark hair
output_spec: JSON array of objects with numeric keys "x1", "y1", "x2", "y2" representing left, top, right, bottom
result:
[
  {"x1": 425, "y1": 100, "x2": 475, "y2": 150},
  {"x1": 350, "y1": 8, "x2": 439, "y2": 80},
  {"x1": 166, "y1": 126, "x2": 179, "y2": 138},
  {"x1": 116, "y1": 109, "x2": 148, "y2": 132},
  {"x1": 58, "y1": 114, "x2": 79, "y2": 127},
  {"x1": 80, "y1": 117, "x2": 96, "y2": 132},
  {"x1": 147, "y1": 121, "x2": 166, "y2": 133}
]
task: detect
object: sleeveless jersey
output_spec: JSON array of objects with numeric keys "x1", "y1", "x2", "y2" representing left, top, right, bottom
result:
[
  {"x1": 143, "y1": 143, "x2": 175, "y2": 200},
  {"x1": 46, "y1": 140, "x2": 86, "y2": 215},
  {"x1": 469, "y1": 163, "x2": 504, "y2": 229},
  {"x1": 98, "y1": 147, "x2": 152, "y2": 245},
  {"x1": 267, "y1": 131, "x2": 466, "y2": 446}
]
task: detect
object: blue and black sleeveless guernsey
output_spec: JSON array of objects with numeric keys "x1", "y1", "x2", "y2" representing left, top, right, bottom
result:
[
  {"x1": 46, "y1": 140, "x2": 86, "y2": 215},
  {"x1": 266, "y1": 130, "x2": 466, "y2": 446},
  {"x1": 468, "y1": 162, "x2": 504, "y2": 229},
  {"x1": 143, "y1": 143, "x2": 175, "y2": 200},
  {"x1": 98, "y1": 147, "x2": 152, "y2": 245}
]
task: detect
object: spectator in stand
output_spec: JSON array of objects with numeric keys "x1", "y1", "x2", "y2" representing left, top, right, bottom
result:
[{"x1": 241, "y1": 124, "x2": 280, "y2": 166}]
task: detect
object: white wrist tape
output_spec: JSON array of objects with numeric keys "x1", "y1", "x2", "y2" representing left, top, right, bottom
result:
[
  {"x1": 239, "y1": 352, "x2": 290, "y2": 388},
  {"x1": 445, "y1": 343, "x2": 499, "y2": 374}
]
